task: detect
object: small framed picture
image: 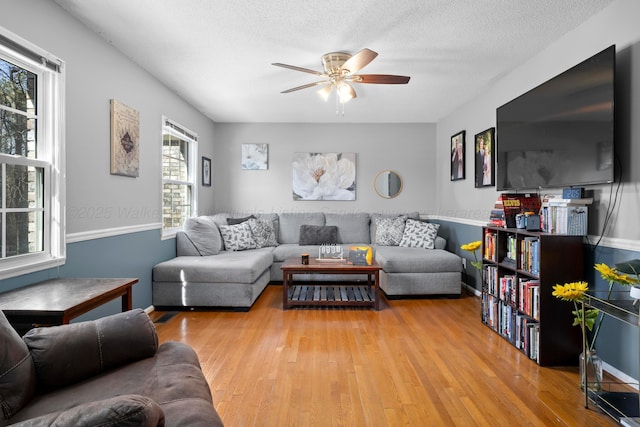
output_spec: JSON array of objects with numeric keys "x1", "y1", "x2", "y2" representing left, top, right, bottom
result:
[
  {"x1": 475, "y1": 127, "x2": 495, "y2": 188},
  {"x1": 450, "y1": 130, "x2": 465, "y2": 181},
  {"x1": 202, "y1": 156, "x2": 211, "y2": 187},
  {"x1": 242, "y1": 143, "x2": 268, "y2": 170}
]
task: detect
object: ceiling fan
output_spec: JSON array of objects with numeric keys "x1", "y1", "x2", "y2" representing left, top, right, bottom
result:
[{"x1": 272, "y1": 48, "x2": 410, "y2": 105}]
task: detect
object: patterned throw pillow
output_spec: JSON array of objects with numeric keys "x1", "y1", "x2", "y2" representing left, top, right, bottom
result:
[
  {"x1": 399, "y1": 219, "x2": 440, "y2": 249},
  {"x1": 247, "y1": 218, "x2": 278, "y2": 248},
  {"x1": 374, "y1": 216, "x2": 406, "y2": 246},
  {"x1": 219, "y1": 222, "x2": 257, "y2": 251}
]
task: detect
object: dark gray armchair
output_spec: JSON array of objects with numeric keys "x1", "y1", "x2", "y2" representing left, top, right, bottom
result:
[{"x1": 0, "y1": 308, "x2": 223, "y2": 426}]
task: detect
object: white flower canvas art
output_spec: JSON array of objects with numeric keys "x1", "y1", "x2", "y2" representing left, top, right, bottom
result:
[
  {"x1": 241, "y1": 143, "x2": 268, "y2": 170},
  {"x1": 292, "y1": 152, "x2": 356, "y2": 201}
]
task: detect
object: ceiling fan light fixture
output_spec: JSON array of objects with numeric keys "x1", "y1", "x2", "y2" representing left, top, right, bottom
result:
[
  {"x1": 318, "y1": 84, "x2": 333, "y2": 101},
  {"x1": 337, "y1": 82, "x2": 356, "y2": 103}
]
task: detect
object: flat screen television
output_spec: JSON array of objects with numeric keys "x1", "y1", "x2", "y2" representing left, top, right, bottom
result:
[{"x1": 496, "y1": 45, "x2": 615, "y2": 191}]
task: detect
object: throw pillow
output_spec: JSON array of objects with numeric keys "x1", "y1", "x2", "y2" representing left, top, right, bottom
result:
[
  {"x1": 247, "y1": 218, "x2": 278, "y2": 248},
  {"x1": 374, "y1": 216, "x2": 406, "y2": 246},
  {"x1": 183, "y1": 216, "x2": 223, "y2": 255},
  {"x1": 219, "y1": 222, "x2": 257, "y2": 251},
  {"x1": 399, "y1": 219, "x2": 440, "y2": 249},
  {"x1": 299, "y1": 225, "x2": 338, "y2": 245},
  {"x1": 0, "y1": 311, "x2": 36, "y2": 421},
  {"x1": 226, "y1": 215, "x2": 256, "y2": 225}
]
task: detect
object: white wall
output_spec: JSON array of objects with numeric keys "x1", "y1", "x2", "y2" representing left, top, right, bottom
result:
[
  {"x1": 1, "y1": 0, "x2": 216, "y2": 235},
  {"x1": 212, "y1": 123, "x2": 435, "y2": 214},
  {"x1": 435, "y1": 0, "x2": 640, "y2": 243}
]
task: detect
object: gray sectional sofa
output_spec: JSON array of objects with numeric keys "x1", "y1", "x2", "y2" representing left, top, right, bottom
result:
[{"x1": 152, "y1": 212, "x2": 463, "y2": 310}]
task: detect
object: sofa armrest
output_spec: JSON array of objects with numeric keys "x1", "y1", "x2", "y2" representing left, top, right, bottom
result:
[
  {"x1": 176, "y1": 231, "x2": 202, "y2": 256},
  {"x1": 10, "y1": 394, "x2": 164, "y2": 427},
  {"x1": 22, "y1": 309, "x2": 158, "y2": 390}
]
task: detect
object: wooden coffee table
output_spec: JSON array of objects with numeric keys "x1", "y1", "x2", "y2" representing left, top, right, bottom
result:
[{"x1": 281, "y1": 257, "x2": 382, "y2": 310}]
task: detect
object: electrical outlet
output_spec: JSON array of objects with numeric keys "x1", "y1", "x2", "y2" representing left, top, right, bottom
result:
[{"x1": 462, "y1": 258, "x2": 467, "y2": 269}]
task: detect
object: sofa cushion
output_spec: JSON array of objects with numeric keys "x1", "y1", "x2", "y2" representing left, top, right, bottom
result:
[
  {"x1": 278, "y1": 212, "x2": 325, "y2": 243},
  {"x1": 227, "y1": 215, "x2": 256, "y2": 225},
  {"x1": 23, "y1": 309, "x2": 158, "y2": 391},
  {"x1": 325, "y1": 212, "x2": 370, "y2": 243},
  {"x1": 153, "y1": 248, "x2": 274, "y2": 284},
  {"x1": 399, "y1": 219, "x2": 440, "y2": 249},
  {"x1": 247, "y1": 218, "x2": 278, "y2": 248},
  {"x1": 375, "y1": 246, "x2": 462, "y2": 273},
  {"x1": 183, "y1": 216, "x2": 223, "y2": 256},
  {"x1": 374, "y1": 216, "x2": 407, "y2": 246},
  {"x1": 19, "y1": 394, "x2": 165, "y2": 427},
  {"x1": 219, "y1": 222, "x2": 258, "y2": 251},
  {"x1": 0, "y1": 310, "x2": 36, "y2": 422},
  {"x1": 299, "y1": 225, "x2": 338, "y2": 245}
]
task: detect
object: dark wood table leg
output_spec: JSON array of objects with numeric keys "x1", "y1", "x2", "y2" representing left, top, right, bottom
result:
[
  {"x1": 122, "y1": 286, "x2": 133, "y2": 312},
  {"x1": 283, "y1": 272, "x2": 289, "y2": 310},
  {"x1": 373, "y1": 270, "x2": 380, "y2": 311}
]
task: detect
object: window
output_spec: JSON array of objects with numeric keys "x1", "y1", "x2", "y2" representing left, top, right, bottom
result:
[
  {"x1": 161, "y1": 118, "x2": 197, "y2": 237},
  {"x1": 0, "y1": 29, "x2": 64, "y2": 279}
]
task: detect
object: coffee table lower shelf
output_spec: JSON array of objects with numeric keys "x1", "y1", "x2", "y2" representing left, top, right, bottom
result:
[{"x1": 287, "y1": 284, "x2": 376, "y2": 308}]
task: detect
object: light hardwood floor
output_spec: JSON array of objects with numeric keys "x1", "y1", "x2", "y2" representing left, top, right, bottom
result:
[{"x1": 153, "y1": 285, "x2": 618, "y2": 426}]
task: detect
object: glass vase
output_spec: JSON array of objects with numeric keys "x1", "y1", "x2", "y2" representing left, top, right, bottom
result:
[{"x1": 580, "y1": 349, "x2": 603, "y2": 392}]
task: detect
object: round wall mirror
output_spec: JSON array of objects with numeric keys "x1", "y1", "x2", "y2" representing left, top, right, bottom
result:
[{"x1": 374, "y1": 170, "x2": 402, "y2": 199}]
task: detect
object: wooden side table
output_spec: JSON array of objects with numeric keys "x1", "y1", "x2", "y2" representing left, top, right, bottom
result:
[{"x1": 0, "y1": 278, "x2": 138, "y2": 334}]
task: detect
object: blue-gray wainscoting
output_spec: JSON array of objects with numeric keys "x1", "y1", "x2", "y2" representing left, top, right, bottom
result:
[{"x1": 0, "y1": 228, "x2": 176, "y2": 323}]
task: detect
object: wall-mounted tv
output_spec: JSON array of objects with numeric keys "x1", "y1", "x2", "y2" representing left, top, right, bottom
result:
[{"x1": 496, "y1": 45, "x2": 615, "y2": 191}]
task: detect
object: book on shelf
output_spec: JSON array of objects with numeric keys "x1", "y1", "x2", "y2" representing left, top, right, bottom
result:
[
  {"x1": 543, "y1": 196, "x2": 593, "y2": 206},
  {"x1": 483, "y1": 229, "x2": 497, "y2": 261},
  {"x1": 483, "y1": 265, "x2": 498, "y2": 296},
  {"x1": 499, "y1": 274, "x2": 516, "y2": 305},
  {"x1": 541, "y1": 204, "x2": 588, "y2": 235},
  {"x1": 518, "y1": 278, "x2": 540, "y2": 319},
  {"x1": 491, "y1": 193, "x2": 542, "y2": 228},
  {"x1": 520, "y1": 237, "x2": 539, "y2": 275}
]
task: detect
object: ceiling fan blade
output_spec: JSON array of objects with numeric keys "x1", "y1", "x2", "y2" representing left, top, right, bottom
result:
[
  {"x1": 280, "y1": 81, "x2": 328, "y2": 93},
  {"x1": 353, "y1": 74, "x2": 411, "y2": 84},
  {"x1": 272, "y1": 63, "x2": 325, "y2": 76},
  {"x1": 340, "y1": 48, "x2": 378, "y2": 74}
]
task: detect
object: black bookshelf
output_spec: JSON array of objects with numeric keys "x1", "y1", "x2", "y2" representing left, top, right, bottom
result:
[{"x1": 481, "y1": 226, "x2": 583, "y2": 366}]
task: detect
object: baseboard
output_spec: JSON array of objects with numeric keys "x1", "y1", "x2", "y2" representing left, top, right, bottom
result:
[
  {"x1": 604, "y1": 361, "x2": 640, "y2": 388},
  {"x1": 463, "y1": 282, "x2": 481, "y2": 296}
]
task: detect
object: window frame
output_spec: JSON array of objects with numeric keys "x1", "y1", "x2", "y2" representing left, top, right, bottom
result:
[
  {"x1": 0, "y1": 27, "x2": 65, "y2": 279},
  {"x1": 161, "y1": 117, "x2": 198, "y2": 239}
]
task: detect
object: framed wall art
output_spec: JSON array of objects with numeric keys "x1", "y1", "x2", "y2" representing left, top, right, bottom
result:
[
  {"x1": 241, "y1": 143, "x2": 268, "y2": 170},
  {"x1": 202, "y1": 156, "x2": 211, "y2": 187},
  {"x1": 450, "y1": 130, "x2": 465, "y2": 181},
  {"x1": 110, "y1": 99, "x2": 140, "y2": 177},
  {"x1": 292, "y1": 152, "x2": 356, "y2": 201},
  {"x1": 475, "y1": 127, "x2": 495, "y2": 188}
]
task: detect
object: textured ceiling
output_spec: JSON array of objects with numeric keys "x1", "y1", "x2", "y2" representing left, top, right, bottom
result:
[{"x1": 54, "y1": 0, "x2": 614, "y2": 123}]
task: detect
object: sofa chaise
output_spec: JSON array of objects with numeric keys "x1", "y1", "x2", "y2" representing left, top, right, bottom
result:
[
  {"x1": 152, "y1": 212, "x2": 463, "y2": 310},
  {"x1": 1, "y1": 308, "x2": 223, "y2": 426}
]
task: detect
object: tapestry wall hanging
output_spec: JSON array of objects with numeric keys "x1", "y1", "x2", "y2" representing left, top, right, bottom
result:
[
  {"x1": 292, "y1": 152, "x2": 356, "y2": 201},
  {"x1": 110, "y1": 99, "x2": 140, "y2": 177}
]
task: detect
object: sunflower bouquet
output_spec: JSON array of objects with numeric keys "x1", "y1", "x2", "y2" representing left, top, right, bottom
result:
[{"x1": 553, "y1": 263, "x2": 638, "y2": 352}]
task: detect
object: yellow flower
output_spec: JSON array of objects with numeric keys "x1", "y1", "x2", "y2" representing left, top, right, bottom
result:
[
  {"x1": 595, "y1": 263, "x2": 638, "y2": 286},
  {"x1": 552, "y1": 281, "x2": 589, "y2": 302},
  {"x1": 461, "y1": 241, "x2": 481, "y2": 252}
]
